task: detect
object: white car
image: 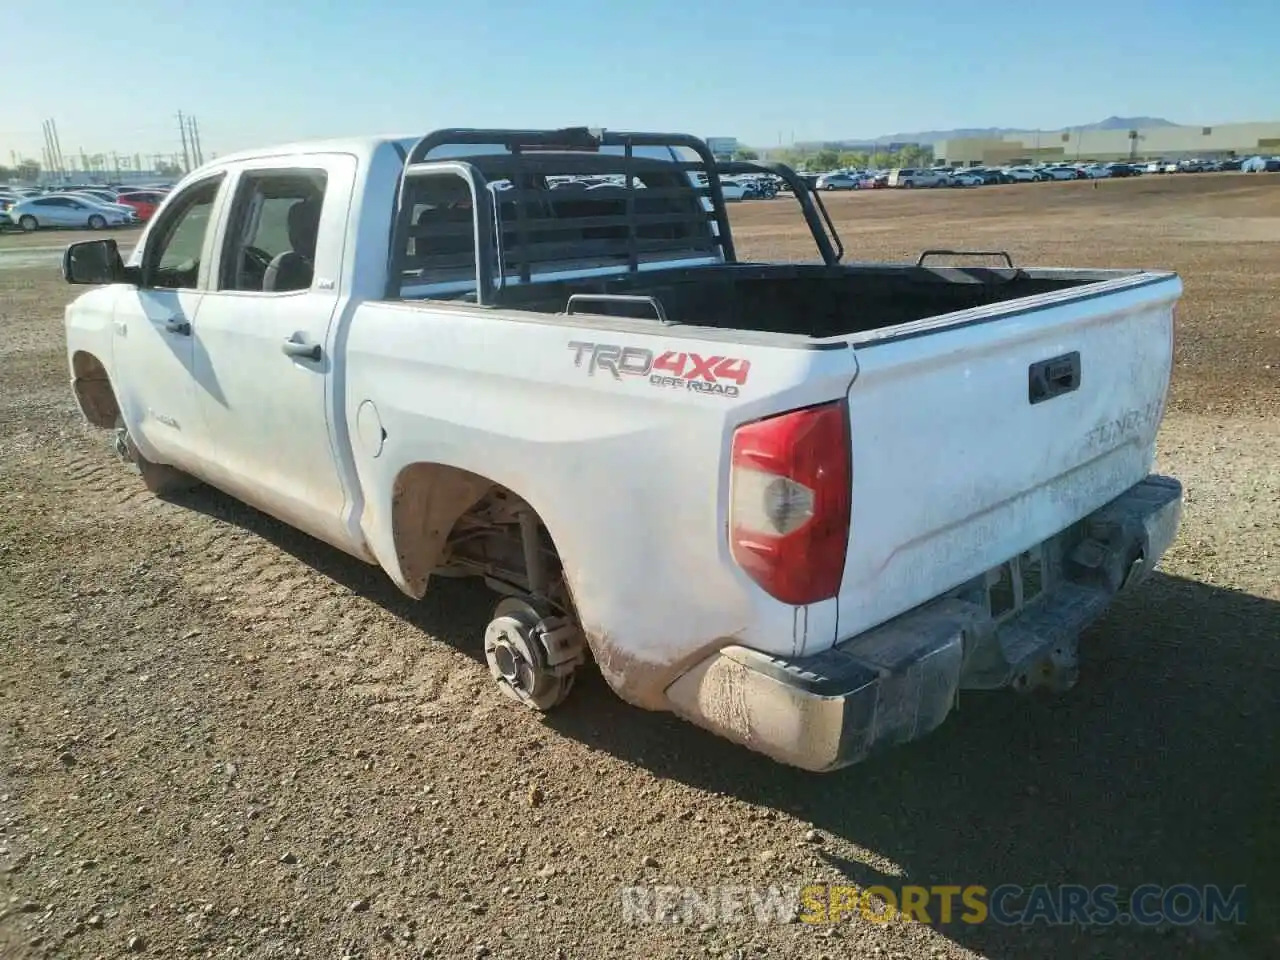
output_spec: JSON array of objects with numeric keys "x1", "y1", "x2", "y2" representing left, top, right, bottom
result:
[
  {"x1": 7, "y1": 194, "x2": 133, "y2": 231},
  {"x1": 1042, "y1": 166, "x2": 1081, "y2": 181},
  {"x1": 61, "y1": 127, "x2": 1184, "y2": 773},
  {"x1": 1002, "y1": 166, "x2": 1046, "y2": 182},
  {"x1": 889, "y1": 167, "x2": 948, "y2": 188},
  {"x1": 696, "y1": 176, "x2": 745, "y2": 201},
  {"x1": 1080, "y1": 164, "x2": 1112, "y2": 179},
  {"x1": 74, "y1": 188, "x2": 127, "y2": 205},
  {"x1": 71, "y1": 190, "x2": 139, "y2": 217},
  {"x1": 949, "y1": 171, "x2": 985, "y2": 187}
]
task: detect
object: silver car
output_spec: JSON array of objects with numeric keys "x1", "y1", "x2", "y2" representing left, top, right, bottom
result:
[
  {"x1": 7, "y1": 194, "x2": 134, "y2": 231},
  {"x1": 815, "y1": 173, "x2": 861, "y2": 191}
]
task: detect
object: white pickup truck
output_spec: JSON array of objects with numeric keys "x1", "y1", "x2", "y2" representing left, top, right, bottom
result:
[{"x1": 62, "y1": 127, "x2": 1183, "y2": 772}]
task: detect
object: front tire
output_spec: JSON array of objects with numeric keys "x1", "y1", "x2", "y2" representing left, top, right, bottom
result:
[
  {"x1": 114, "y1": 415, "x2": 200, "y2": 496},
  {"x1": 18, "y1": 215, "x2": 38, "y2": 232},
  {"x1": 88, "y1": 214, "x2": 106, "y2": 230}
]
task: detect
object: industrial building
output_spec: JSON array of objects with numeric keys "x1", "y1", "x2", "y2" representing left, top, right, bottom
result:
[{"x1": 934, "y1": 121, "x2": 1280, "y2": 167}]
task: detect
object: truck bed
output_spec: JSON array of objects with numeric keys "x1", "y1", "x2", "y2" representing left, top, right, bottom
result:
[{"x1": 468, "y1": 262, "x2": 1153, "y2": 340}]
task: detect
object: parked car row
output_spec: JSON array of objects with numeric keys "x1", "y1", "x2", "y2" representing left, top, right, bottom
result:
[
  {"x1": 0, "y1": 182, "x2": 173, "y2": 232},
  {"x1": 7, "y1": 150, "x2": 1273, "y2": 234},
  {"x1": 695, "y1": 173, "x2": 782, "y2": 201},
  {"x1": 796, "y1": 154, "x2": 1280, "y2": 194},
  {"x1": 544, "y1": 172, "x2": 782, "y2": 204}
]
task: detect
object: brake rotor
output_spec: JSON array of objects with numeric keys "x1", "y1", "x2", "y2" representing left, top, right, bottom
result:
[{"x1": 483, "y1": 598, "x2": 578, "y2": 712}]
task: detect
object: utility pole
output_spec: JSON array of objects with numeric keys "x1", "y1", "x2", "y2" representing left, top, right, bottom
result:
[
  {"x1": 43, "y1": 119, "x2": 67, "y2": 179},
  {"x1": 177, "y1": 110, "x2": 191, "y2": 171},
  {"x1": 42, "y1": 120, "x2": 61, "y2": 181},
  {"x1": 186, "y1": 116, "x2": 197, "y2": 166},
  {"x1": 190, "y1": 116, "x2": 204, "y2": 166},
  {"x1": 53, "y1": 119, "x2": 66, "y2": 177}
]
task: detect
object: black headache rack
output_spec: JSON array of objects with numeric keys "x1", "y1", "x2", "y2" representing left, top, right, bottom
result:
[
  {"x1": 713, "y1": 158, "x2": 843, "y2": 264},
  {"x1": 387, "y1": 127, "x2": 842, "y2": 304}
]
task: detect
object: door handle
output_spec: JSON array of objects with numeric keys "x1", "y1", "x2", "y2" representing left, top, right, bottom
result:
[
  {"x1": 281, "y1": 338, "x2": 322, "y2": 362},
  {"x1": 163, "y1": 318, "x2": 191, "y2": 336}
]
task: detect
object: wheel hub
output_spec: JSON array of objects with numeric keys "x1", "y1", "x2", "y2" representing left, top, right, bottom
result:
[
  {"x1": 490, "y1": 641, "x2": 520, "y2": 682},
  {"x1": 483, "y1": 598, "x2": 585, "y2": 712}
]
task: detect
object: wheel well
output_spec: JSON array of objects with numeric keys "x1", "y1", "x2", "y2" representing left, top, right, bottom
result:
[
  {"x1": 390, "y1": 463, "x2": 570, "y2": 611},
  {"x1": 71, "y1": 351, "x2": 120, "y2": 429}
]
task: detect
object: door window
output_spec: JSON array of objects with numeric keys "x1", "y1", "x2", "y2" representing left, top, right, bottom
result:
[
  {"x1": 219, "y1": 169, "x2": 329, "y2": 293},
  {"x1": 145, "y1": 176, "x2": 225, "y2": 290}
]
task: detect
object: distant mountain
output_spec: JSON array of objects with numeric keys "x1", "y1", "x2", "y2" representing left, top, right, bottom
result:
[
  {"x1": 1085, "y1": 116, "x2": 1179, "y2": 132},
  {"x1": 802, "y1": 117, "x2": 1179, "y2": 149}
]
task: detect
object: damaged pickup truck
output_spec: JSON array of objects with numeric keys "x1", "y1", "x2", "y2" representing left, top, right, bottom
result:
[{"x1": 62, "y1": 127, "x2": 1183, "y2": 771}]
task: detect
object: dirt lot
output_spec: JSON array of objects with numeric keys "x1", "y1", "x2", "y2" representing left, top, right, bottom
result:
[{"x1": 1, "y1": 175, "x2": 1277, "y2": 959}]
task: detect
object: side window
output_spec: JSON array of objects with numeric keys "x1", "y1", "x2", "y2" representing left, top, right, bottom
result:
[
  {"x1": 145, "y1": 176, "x2": 224, "y2": 291},
  {"x1": 401, "y1": 173, "x2": 479, "y2": 290},
  {"x1": 219, "y1": 169, "x2": 328, "y2": 293}
]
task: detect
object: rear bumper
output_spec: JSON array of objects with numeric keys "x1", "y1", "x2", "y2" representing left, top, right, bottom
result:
[{"x1": 665, "y1": 474, "x2": 1183, "y2": 773}]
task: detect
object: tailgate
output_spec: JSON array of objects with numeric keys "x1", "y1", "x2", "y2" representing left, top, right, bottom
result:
[{"x1": 835, "y1": 273, "x2": 1180, "y2": 642}]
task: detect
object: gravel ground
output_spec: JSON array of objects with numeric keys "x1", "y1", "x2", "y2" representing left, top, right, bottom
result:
[{"x1": 1, "y1": 174, "x2": 1277, "y2": 959}]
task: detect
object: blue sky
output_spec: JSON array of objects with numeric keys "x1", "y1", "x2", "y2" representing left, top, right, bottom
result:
[{"x1": 4, "y1": 0, "x2": 1277, "y2": 163}]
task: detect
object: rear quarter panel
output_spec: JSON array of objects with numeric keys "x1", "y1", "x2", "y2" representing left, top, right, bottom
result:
[{"x1": 341, "y1": 302, "x2": 858, "y2": 703}]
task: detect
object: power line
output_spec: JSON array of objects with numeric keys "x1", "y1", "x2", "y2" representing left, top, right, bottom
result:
[{"x1": 4, "y1": 114, "x2": 215, "y2": 179}]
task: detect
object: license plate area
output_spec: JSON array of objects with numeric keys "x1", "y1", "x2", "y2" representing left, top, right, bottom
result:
[{"x1": 985, "y1": 544, "x2": 1047, "y2": 624}]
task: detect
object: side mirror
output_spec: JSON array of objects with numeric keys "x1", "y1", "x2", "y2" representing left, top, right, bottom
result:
[{"x1": 63, "y1": 238, "x2": 133, "y2": 285}]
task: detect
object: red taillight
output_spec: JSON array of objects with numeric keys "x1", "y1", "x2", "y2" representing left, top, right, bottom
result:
[{"x1": 729, "y1": 401, "x2": 851, "y2": 605}]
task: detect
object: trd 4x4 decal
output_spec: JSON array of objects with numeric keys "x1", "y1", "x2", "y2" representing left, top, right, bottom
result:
[{"x1": 568, "y1": 341, "x2": 751, "y2": 398}]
